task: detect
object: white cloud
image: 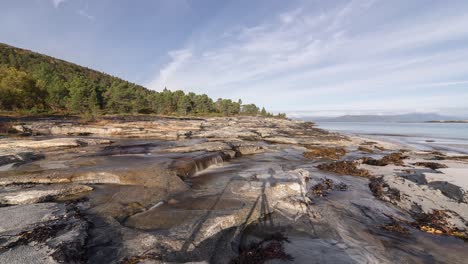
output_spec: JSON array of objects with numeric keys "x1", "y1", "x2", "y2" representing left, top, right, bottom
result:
[
  {"x1": 147, "y1": 49, "x2": 192, "y2": 90},
  {"x1": 146, "y1": 1, "x2": 468, "y2": 113}
]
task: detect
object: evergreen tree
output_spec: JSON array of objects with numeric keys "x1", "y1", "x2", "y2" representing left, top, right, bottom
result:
[
  {"x1": 0, "y1": 43, "x2": 281, "y2": 117},
  {"x1": 67, "y1": 76, "x2": 100, "y2": 114}
]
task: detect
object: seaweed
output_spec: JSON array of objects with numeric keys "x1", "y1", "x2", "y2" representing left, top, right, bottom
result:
[
  {"x1": 309, "y1": 178, "x2": 348, "y2": 197},
  {"x1": 317, "y1": 161, "x2": 370, "y2": 177},
  {"x1": 362, "y1": 152, "x2": 406, "y2": 166},
  {"x1": 230, "y1": 232, "x2": 293, "y2": 264},
  {"x1": 413, "y1": 162, "x2": 448, "y2": 170},
  {"x1": 368, "y1": 177, "x2": 401, "y2": 201},
  {"x1": 303, "y1": 146, "x2": 346, "y2": 160}
]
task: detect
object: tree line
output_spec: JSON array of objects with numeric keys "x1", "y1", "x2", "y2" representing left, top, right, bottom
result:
[{"x1": 0, "y1": 43, "x2": 286, "y2": 118}]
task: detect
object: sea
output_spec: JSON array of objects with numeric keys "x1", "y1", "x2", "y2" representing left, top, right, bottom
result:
[{"x1": 315, "y1": 122, "x2": 468, "y2": 154}]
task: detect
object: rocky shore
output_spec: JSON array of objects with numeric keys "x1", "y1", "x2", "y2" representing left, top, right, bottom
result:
[{"x1": 0, "y1": 116, "x2": 467, "y2": 263}]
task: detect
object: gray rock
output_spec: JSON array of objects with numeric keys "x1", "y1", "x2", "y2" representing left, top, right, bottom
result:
[
  {"x1": 0, "y1": 203, "x2": 89, "y2": 264},
  {"x1": 0, "y1": 184, "x2": 92, "y2": 205}
]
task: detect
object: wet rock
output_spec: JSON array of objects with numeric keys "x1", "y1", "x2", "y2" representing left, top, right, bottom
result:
[
  {"x1": 427, "y1": 181, "x2": 466, "y2": 203},
  {"x1": 0, "y1": 203, "x2": 89, "y2": 264},
  {"x1": 374, "y1": 145, "x2": 386, "y2": 151},
  {"x1": 398, "y1": 170, "x2": 428, "y2": 184},
  {"x1": 167, "y1": 141, "x2": 232, "y2": 153},
  {"x1": 317, "y1": 161, "x2": 370, "y2": 177},
  {"x1": 97, "y1": 142, "x2": 161, "y2": 156},
  {"x1": 198, "y1": 128, "x2": 260, "y2": 140},
  {"x1": 169, "y1": 152, "x2": 229, "y2": 179},
  {"x1": 0, "y1": 184, "x2": 92, "y2": 205},
  {"x1": 167, "y1": 141, "x2": 264, "y2": 157},
  {"x1": 362, "y1": 152, "x2": 406, "y2": 166},
  {"x1": 121, "y1": 252, "x2": 161, "y2": 264},
  {"x1": 303, "y1": 146, "x2": 346, "y2": 160},
  {"x1": 232, "y1": 143, "x2": 264, "y2": 156},
  {"x1": 0, "y1": 162, "x2": 190, "y2": 203},
  {"x1": 381, "y1": 218, "x2": 410, "y2": 234},
  {"x1": 0, "y1": 138, "x2": 112, "y2": 150},
  {"x1": 0, "y1": 152, "x2": 44, "y2": 167},
  {"x1": 73, "y1": 165, "x2": 189, "y2": 189},
  {"x1": 263, "y1": 137, "x2": 299, "y2": 145},
  {"x1": 413, "y1": 162, "x2": 448, "y2": 170},
  {"x1": 445, "y1": 155, "x2": 468, "y2": 161},
  {"x1": 358, "y1": 146, "x2": 374, "y2": 153},
  {"x1": 0, "y1": 203, "x2": 63, "y2": 233}
]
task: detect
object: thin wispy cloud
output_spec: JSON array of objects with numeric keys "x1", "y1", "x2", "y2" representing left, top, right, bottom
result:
[
  {"x1": 77, "y1": 2, "x2": 94, "y2": 20},
  {"x1": 148, "y1": 49, "x2": 192, "y2": 90},
  {"x1": 148, "y1": 0, "x2": 468, "y2": 115},
  {"x1": 51, "y1": 0, "x2": 67, "y2": 8}
]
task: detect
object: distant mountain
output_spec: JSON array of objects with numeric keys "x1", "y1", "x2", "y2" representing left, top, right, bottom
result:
[{"x1": 314, "y1": 113, "x2": 460, "y2": 123}]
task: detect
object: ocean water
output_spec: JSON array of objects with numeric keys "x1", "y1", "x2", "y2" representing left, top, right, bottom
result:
[{"x1": 315, "y1": 122, "x2": 468, "y2": 154}]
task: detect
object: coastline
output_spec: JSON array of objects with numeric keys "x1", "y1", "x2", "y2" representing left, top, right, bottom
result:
[
  {"x1": 0, "y1": 116, "x2": 467, "y2": 263},
  {"x1": 315, "y1": 121, "x2": 468, "y2": 154}
]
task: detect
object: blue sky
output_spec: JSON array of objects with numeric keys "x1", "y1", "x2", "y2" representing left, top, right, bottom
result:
[{"x1": 1, "y1": 0, "x2": 468, "y2": 117}]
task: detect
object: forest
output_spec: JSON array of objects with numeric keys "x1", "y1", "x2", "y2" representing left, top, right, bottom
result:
[{"x1": 0, "y1": 43, "x2": 285, "y2": 118}]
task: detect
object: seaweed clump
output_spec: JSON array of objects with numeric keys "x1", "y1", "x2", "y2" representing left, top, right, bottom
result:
[
  {"x1": 368, "y1": 177, "x2": 401, "y2": 202},
  {"x1": 382, "y1": 218, "x2": 410, "y2": 234},
  {"x1": 362, "y1": 152, "x2": 406, "y2": 166},
  {"x1": 413, "y1": 162, "x2": 448, "y2": 170},
  {"x1": 412, "y1": 210, "x2": 468, "y2": 240},
  {"x1": 121, "y1": 253, "x2": 161, "y2": 264},
  {"x1": 303, "y1": 146, "x2": 346, "y2": 160},
  {"x1": 309, "y1": 178, "x2": 348, "y2": 197},
  {"x1": 1, "y1": 220, "x2": 66, "y2": 250},
  {"x1": 317, "y1": 161, "x2": 370, "y2": 177},
  {"x1": 230, "y1": 232, "x2": 293, "y2": 264}
]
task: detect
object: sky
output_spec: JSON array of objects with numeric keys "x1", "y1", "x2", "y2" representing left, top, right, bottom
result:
[{"x1": 1, "y1": 0, "x2": 468, "y2": 117}]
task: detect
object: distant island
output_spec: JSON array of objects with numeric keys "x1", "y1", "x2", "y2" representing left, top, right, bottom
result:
[
  {"x1": 306, "y1": 113, "x2": 463, "y2": 123},
  {"x1": 0, "y1": 43, "x2": 285, "y2": 118},
  {"x1": 426, "y1": 120, "x2": 468, "y2": 123}
]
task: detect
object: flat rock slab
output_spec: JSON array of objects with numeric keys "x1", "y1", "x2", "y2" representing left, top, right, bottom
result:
[
  {"x1": 0, "y1": 245, "x2": 57, "y2": 264},
  {"x1": 0, "y1": 203, "x2": 65, "y2": 234},
  {"x1": 0, "y1": 203, "x2": 89, "y2": 264},
  {"x1": 0, "y1": 184, "x2": 92, "y2": 205},
  {"x1": 0, "y1": 138, "x2": 112, "y2": 150}
]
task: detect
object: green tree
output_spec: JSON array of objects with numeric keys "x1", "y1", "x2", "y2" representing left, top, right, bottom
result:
[
  {"x1": 104, "y1": 81, "x2": 135, "y2": 113},
  {"x1": 67, "y1": 76, "x2": 100, "y2": 114},
  {"x1": 241, "y1": 104, "x2": 259, "y2": 115},
  {"x1": 0, "y1": 66, "x2": 47, "y2": 111}
]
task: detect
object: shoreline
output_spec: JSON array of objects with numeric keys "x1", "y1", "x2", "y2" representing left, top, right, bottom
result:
[{"x1": 314, "y1": 121, "x2": 468, "y2": 154}]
